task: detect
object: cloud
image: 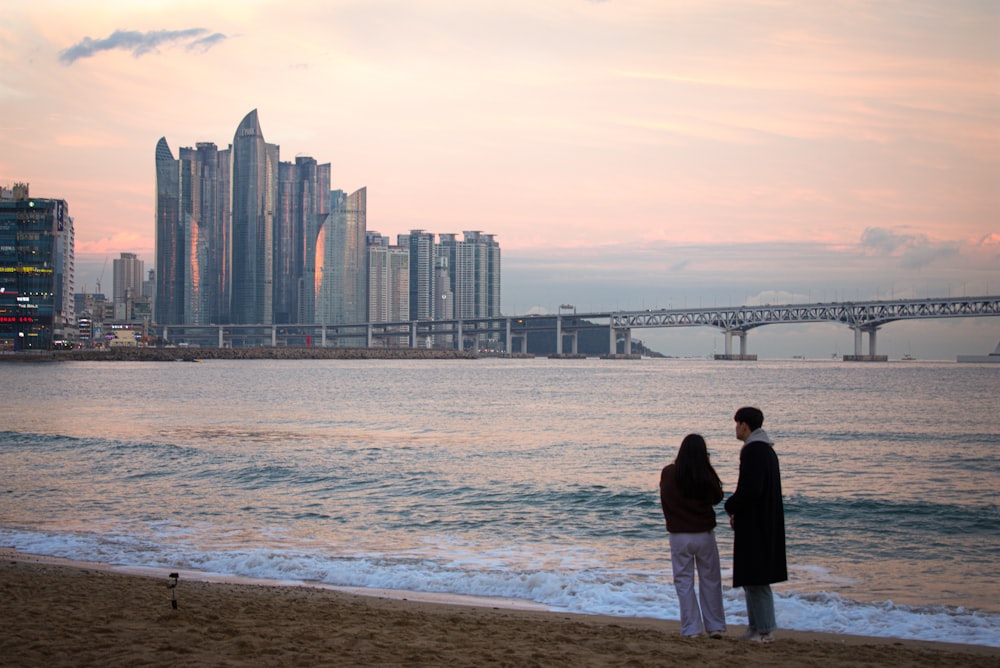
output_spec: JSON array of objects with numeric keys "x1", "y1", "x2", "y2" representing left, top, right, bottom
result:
[
  {"x1": 860, "y1": 227, "x2": 917, "y2": 255},
  {"x1": 859, "y1": 227, "x2": 959, "y2": 270},
  {"x1": 59, "y1": 28, "x2": 226, "y2": 64},
  {"x1": 898, "y1": 246, "x2": 959, "y2": 270},
  {"x1": 976, "y1": 233, "x2": 1000, "y2": 248},
  {"x1": 188, "y1": 32, "x2": 228, "y2": 53}
]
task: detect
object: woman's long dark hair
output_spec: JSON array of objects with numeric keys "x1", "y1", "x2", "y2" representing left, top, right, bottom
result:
[{"x1": 674, "y1": 433, "x2": 722, "y2": 501}]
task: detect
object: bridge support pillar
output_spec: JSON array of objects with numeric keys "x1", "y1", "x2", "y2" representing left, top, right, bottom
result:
[
  {"x1": 321, "y1": 325, "x2": 327, "y2": 347},
  {"x1": 853, "y1": 326, "x2": 880, "y2": 355},
  {"x1": 218, "y1": 326, "x2": 223, "y2": 348},
  {"x1": 410, "y1": 322, "x2": 418, "y2": 348},
  {"x1": 847, "y1": 326, "x2": 885, "y2": 360},
  {"x1": 271, "y1": 326, "x2": 277, "y2": 347},
  {"x1": 556, "y1": 315, "x2": 562, "y2": 355},
  {"x1": 724, "y1": 330, "x2": 747, "y2": 355},
  {"x1": 457, "y1": 320, "x2": 463, "y2": 351},
  {"x1": 608, "y1": 327, "x2": 633, "y2": 354},
  {"x1": 366, "y1": 324, "x2": 373, "y2": 348}
]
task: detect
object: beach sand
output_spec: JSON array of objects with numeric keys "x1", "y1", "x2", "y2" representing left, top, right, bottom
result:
[{"x1": 2, "y1": 551, "x2": 997, "y2": 667}]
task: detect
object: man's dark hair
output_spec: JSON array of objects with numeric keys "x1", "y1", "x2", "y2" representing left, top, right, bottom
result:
[{"x1": 734, "y1": 406, "x2": 764, "y2": 431}]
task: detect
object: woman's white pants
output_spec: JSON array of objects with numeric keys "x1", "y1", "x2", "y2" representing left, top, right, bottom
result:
[{"x1": 669, "y1": 530, "x2": 726, "y2": 636}]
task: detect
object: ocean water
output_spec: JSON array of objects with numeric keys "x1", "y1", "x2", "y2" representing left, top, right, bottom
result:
[{"x1": 1, "y1": 357, "x2": 998, "y2": 647}]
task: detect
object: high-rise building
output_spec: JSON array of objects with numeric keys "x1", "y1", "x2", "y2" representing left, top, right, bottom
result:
[
  {"x1": 438, "y1": 231, "x2": 501, "y2": 347},
  {"x1": 230, "y1": 109, "x2": 278, "y2": 325},
  {"x1": 367, "y1": 231, "x2": 410, "y2": 345},
  {"x1": 277, "y1": 156, "x2": 330, "y2": 324},
  {"x1": 154, "y1": 137, "x2": 185, "y2": 325},
  {"x1": 432, "y1": 254, "x2": 454, "y2": 347},
  {"x1": 156, "y1": 138, "x2": 232, "y2": 326},
  {"x1": 316, "y1": 188, "x2": 367, "y2": 325},
  {"x1": 400, "y1": 230, "x2": 437, "y2": 322},
  {"x1": 0, "y1": 183, "x2": 75, "y2": 349},
  {"x1": 112, "y1": 252, "x2": 144, "y2": 319},
  {"x1": 182, "y1": 141, "x2": 231, "y2": 325}
]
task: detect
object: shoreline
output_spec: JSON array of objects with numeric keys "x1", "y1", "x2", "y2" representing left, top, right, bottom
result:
[
  {"x1": 3, "y1": 550, "x2": 997, "y2": 667},
  {"x1": 0, "y1": 346, "x2": 480, "y2": 362}
]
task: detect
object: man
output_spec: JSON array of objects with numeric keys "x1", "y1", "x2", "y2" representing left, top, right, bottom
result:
[{"x1": 724, "y1": 406, "x2": 787, "y2": 643}]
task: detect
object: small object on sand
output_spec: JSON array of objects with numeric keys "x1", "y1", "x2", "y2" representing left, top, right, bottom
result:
[{"x1": 168, "y1": 572, "x2": 179, "y2": 609}]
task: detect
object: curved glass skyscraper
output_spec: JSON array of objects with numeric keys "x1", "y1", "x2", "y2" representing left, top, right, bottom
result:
[{"x1": 230, "y1": 109, "x2": 278, "y2": 325}]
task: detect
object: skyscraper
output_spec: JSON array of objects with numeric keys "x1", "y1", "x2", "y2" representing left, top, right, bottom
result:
[
  {"x1": 432, "y1": 254, "x2": 454, "y2": 347},
  {"x1": 155, "y1": 138, "x2": 231, "y2": 325},
  {"x1": 112, "y1": 252, "x2": 144, "y2": 320},
  {"x1": 277, "y1": 156, "x2": 330, "y2": 324},
  {"x1": 0, "y1": 183, "x2": 75, "y2": 349},
  {"x1": 154, "y1": 137, "x2": 184, "y2": 325},
  {"x1": 316, "y1": 188, "x2": 367, "y2": 325},
  {"x1": 436, "y1": 231, "x2": 500, "y2": 348},
  {"x1": 230, "y1": 109, "x2": 278, "y2": 325},
  {"x1": 182, "y1": 141, "x2": 231, "y2": 325},
  {"x1": 400, "y1": 230, "x2": 437, "y2": 322},
  {"x1": 438, "y1": 233, "x2": 501, "y2": 315},
  {"x1": 367, "y1": 231, "x2": 410, "y2": 341}
]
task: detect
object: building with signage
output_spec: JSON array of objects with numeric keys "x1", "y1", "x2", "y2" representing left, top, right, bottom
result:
[{"x1": 0, "y1": 183, "x2": 75, "y2": 350}]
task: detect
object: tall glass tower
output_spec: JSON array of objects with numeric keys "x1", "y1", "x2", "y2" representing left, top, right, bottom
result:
[
  {"x1": 156, "y1": 138, "x2": 231, "y2": 325},
  {"x1": 154, "y1": 137, "x2": 184, "y2": 325},
  {"x1": 316, "y1": 187, "x2": 367, "y2": 325},
  {"x1": 230, "y1": 109, "x2": 278, "y2": 325},
  {"x1": 277, "y1": 156, "x2": 330, "y2": 324}
]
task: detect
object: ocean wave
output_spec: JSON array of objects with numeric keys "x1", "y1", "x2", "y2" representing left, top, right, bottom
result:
[{"x1": 1, "y1": 526, "x2": 997, "y2": 648}]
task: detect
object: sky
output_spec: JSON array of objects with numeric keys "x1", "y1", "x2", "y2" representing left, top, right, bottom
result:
[{"x1": 2, "y1": 0, "x2": 998, "y2": 359}]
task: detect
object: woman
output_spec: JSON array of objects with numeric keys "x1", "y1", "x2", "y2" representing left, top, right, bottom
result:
[{"x1": 659, "y1": 433, "x2": 726, "y2": 638}]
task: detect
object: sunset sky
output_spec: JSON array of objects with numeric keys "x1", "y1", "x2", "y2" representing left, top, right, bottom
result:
[{"x1": 2, "y1": 1, "x2": 998, "y2": 358}]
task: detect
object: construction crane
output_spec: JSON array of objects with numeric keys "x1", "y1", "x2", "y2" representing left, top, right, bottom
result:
[{"x1": 96, "y1": 257, "x2": 108, "y2": 295}]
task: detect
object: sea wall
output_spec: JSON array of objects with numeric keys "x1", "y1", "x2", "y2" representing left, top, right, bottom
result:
[{"x1": 0, "y1": 347, "x2": 479, "y2": 363}]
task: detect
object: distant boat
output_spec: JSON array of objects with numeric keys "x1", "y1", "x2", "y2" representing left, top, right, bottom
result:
[
  {"x1": 901, "y1": 354, "x2": 916, "y2": 361},
  {"x1": 957, "y1": 340, "x2": 1000, "y2": 363}
]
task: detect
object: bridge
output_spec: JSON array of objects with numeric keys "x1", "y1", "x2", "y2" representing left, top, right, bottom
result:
[
  {"x1": 607, "y1": 296, "x2": 1000, "y2": 359},
  {"x1": 155, "y1": 295, "x2": 1000, "y2": 359}
]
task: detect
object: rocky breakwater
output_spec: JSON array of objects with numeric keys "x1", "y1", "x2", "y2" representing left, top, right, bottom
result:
[{"x1": 1, "y1": 347, "x2": 479, "y2": 362}]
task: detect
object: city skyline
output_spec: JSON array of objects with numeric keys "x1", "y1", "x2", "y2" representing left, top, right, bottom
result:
[{"x1": 2, "y1": 1, "x2": 998, "y2": 358}]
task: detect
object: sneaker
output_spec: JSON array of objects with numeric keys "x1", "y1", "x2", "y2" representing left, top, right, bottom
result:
[
  {"x1": 708, "y1": 631, "x2": 725, "y2": 639},
  {"x1": 749, "y1": 632, "x2": 775, "y2": 643},
  {"x1": 736, "y1": 628, "x2": 758, "y2": 641}
]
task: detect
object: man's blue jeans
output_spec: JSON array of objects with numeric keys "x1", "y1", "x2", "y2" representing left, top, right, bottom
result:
[{"x1": 743, "y1": 584, "x2": 776, "y2": 634}]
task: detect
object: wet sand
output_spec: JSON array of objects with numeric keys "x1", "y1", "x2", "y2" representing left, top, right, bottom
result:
[{"x1": 2, "y1": 551, "x2": 997, "y2": 667}]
